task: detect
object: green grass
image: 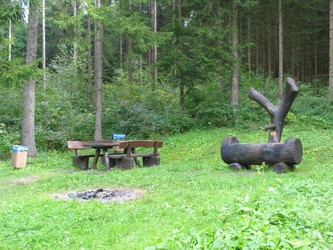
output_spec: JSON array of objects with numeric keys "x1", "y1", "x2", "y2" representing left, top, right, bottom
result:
[{"x1": 0, "y1": 127, "x2": 333, "y2": 249}]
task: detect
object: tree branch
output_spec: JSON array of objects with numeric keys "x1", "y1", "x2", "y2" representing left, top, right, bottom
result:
[
  {"x1": 278, "y1": 77, "x2": 298, "y2": 119},
  {"x1": 248, "y1": 87, "x2": 276, "y2": 115}
]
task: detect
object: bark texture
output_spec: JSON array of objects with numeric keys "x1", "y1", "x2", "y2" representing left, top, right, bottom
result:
[
  {"x1": 231, "y1": 0, "x2": 239, "y2": 106},
  {"x1": 94, "y1": 0, "x2": 103, "y2": 140},
  {"x1": 21, "y1": 0, "x2": 38, "y2": 157},
  {"x1": 329, "y1": 0, "x2": 333, "y2": 99},
  {"x1": 278, "y1": 0, "x2": 284, "y2": 99}
]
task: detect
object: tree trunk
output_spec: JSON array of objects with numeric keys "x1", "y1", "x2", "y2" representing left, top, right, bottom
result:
[
  {"x1": 8, "y1": 18, "x2": 12, "y2": 61},
  {"x1": 87, "y1": 15, "x2": 93, "y2": 105},
  {"x1": 73, "y1": 0, "x2": 78, "y2": 67},
  {"x1": 278, "y1": 0, "x2": 283, "y2": 99},
  {"x1": 268, "y1": 21, "x2": 272, "y2": 76},
  {"x1": 127, "y1": 33, "x2": 133, "y2": 82},
  {"x1": 231, "y1": 0, "x2": 239, "y2": 106},
  {"x1": 329, "y1": 0, "x2": 333, "y2": 99},
  {"x1": 151, "y1": 0, "x2": 157, "y2": 88},
  {"x1": 127, "y1": 0, "x2": 133, "y2": 82},
  {"x1": 177, "y1": 0, "x2": 184, "y2": 109},
  {"x1": 247, "y1": 17, "x2": 251, "y2": 71},
  {"x1": 314, "y1": 31, "x2": 319, "y2": 95},
  {"x1": 94, "y1": 0, "x2": 103, "y2": 140},
  {"x1": 119, "y1": 33, "x2": 123, "y2": 68},
  {"x1": 21, "y1": 0, "x2": 38, "y2": 157},
  {"x1": 172, "y1": 0, "x2": 176, "y2": 88},
  {"x1": 42, "y1": 0, "x2": 46, "y2": 90}
]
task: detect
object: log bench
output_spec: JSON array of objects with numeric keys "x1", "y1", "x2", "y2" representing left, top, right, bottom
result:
[
  {"x1": 108, "y1": 140, "x2": 163, "y2": 169},
  {"x1": 67, "y1": 140, "x2": 112, "y2": 169}
]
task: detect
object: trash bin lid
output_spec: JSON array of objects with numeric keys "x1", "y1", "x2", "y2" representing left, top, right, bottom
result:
[{"x1": 12, "y1": 145, "x2": 28, "y2": 152}]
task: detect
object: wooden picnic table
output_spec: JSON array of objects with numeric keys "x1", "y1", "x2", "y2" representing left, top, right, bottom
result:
[
  {"x1": 83, "y1": 142, "x2": 120, "y2": 170},
  {"x1": 68, "y1": 140, "x2": 163, "y2": 170}
]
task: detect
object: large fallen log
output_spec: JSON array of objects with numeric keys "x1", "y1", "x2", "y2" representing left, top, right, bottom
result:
[{"x1": 221, "y1": 136, "x2": 303, "y2": 166}]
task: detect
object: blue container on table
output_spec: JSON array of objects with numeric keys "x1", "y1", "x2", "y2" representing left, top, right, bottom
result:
[{"x1": 112, "y1": 134, "x2": 126, "y2": 140}]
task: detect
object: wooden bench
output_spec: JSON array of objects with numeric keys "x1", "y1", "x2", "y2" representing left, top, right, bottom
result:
[
  {"x1": 67, "y1": 141, "x2": 111, "y2": 169},
  {"x1": 108, "y1": 140, "x2": 163, "y2": 169}
]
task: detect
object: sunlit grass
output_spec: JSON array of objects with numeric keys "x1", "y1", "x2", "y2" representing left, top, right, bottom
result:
[{"x1": 0, "y1": 127, "x2": 332, "y2": 249}]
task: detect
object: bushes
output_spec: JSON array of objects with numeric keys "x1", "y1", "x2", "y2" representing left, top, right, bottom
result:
[
  {"x1": 103, "y1": 85, "x2": 193, "y2": 138},
  {"x1": 290, "y1": 86, "x2": 333, "y2": 129},
  {"x1": 0, "y1": 123, "x2": 20, "y2": 160}
]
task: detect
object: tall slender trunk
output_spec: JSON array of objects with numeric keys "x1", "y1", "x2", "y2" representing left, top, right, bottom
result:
[
  {"x1": 87, "y1": 15, "x2": 93, "y2": 105},
  {"x1": 172, "y1": 0, "x2": 176, "y2": 88},
  {"x1": 314, "y1": 31, "x2": 318, "y2": 95},
  {"x1": 247, "y1": 17, "x2": 251, "y2": 72},
  {"x1": 268, "y1": 22, "x2": 272, "y2": 76},
  {"x1": 262, "y1": 28, "x2": 266, "y2": 92},
  {"x1": 8, "y1": 19, "x2": 12, "y2": 61},
  {"x1": 329, "y1": 0, "x2": 333, "y2": 99},
  {"x1": 42, "y1": 0, "x2": 46, "y2": 90},
  {"x1": 278, "y1": 0, "x2": 284, "y2": 99},
  {"x1": 178, "y1": 0, "x2": 184, "y2": 109},
  {"x1": 21, "y1": 0, "x2": 38, "y2": 157},
  {"x1": 119, "y1": 33, "x2": 123, "y2": 68},
  {"x1": 255, "y1": 26, "x2": 259, "y2": 73},
  {"x1": 73, "y1": 0, "x2": 78, "y2": 67},
  {"x1": 152, "y1": 0, "x2": 157, "y2": 88},
  {"x1": 127, "y1": 0, "x2": 133, "y2": 82},
  {"x1": 231, "y1": 0, "x2": 239, "y2": 106},
  {"x1": 127, "y1": 33, "x2": 133, "y2": 82},
  {"x1": 94, "y1": 0, "x2": 103, "y2": 140}
]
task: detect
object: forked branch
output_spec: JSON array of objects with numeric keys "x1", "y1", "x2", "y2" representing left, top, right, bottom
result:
[{"x1": 248, "y1": 77, "x2": 298, "y2": 143}]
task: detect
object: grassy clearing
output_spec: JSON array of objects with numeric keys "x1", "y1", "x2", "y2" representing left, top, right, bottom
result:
[{"x1": 0, "y1": 127, "x2": 333, "y2": 249}]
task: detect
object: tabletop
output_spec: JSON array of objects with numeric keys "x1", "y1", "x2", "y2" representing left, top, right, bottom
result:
[{"x1": 83, "y1": 141, "x2": 119, "y2": 148}]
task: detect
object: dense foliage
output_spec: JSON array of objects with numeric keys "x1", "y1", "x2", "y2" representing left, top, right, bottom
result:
[
  {"x1": 0, "y1": 0, "x2": 332, "y2": 157},
  {"x1": 1, "y1": 2, "x2": 333, "y2": 248}
]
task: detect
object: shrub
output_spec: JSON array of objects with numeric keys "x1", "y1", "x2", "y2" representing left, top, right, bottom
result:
[
  {"x1": 0, "y1": 123, "x2": 20, "y2": 160},
  {"x1": 103, "y1": 84, "x2": 193, "y2": 138}
]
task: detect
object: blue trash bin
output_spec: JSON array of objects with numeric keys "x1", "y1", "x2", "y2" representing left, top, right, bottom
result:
[{"x1": 11, "y1": 145, "x2": 28, "y2": 168}]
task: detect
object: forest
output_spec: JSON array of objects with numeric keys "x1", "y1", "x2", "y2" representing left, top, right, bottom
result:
[
  {"x1": 1, "y1": 1, "x2": 333, "y2": 249},
  {"x1": 1, "y1": 0, "x2": 333, "y2": 158}
]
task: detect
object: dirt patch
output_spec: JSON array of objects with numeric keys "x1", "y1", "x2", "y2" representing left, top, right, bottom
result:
[
  {"x1": 54, "y1": 188, "x2": 144, "y2": 203},
  {"x1": 9, "y1": 176, "x2": 39, "y2": 185}
]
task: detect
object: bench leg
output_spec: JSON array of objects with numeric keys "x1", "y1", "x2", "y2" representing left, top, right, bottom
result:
[
  {"x1": 92, "y1": 148, "x2": 100, "y2": 170},
  {"x1": 115, "y1": 157, "x2": 133, "y2": 170},
  {"x1": 143, "y1": 156, "x2": 160, "y2": 167},
  {"x1": 72, "y1": 156, "x2": 89, "y2": 170}
]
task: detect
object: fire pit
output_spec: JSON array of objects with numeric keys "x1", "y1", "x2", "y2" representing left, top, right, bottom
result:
[{"x1": 54, "y1": 188, "x2": 143, "y2": 203}]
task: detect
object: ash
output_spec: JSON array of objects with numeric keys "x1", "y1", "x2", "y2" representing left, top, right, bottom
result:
[{"x1": 55, "y1": 188, "x2": 142, "y2": 203}]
